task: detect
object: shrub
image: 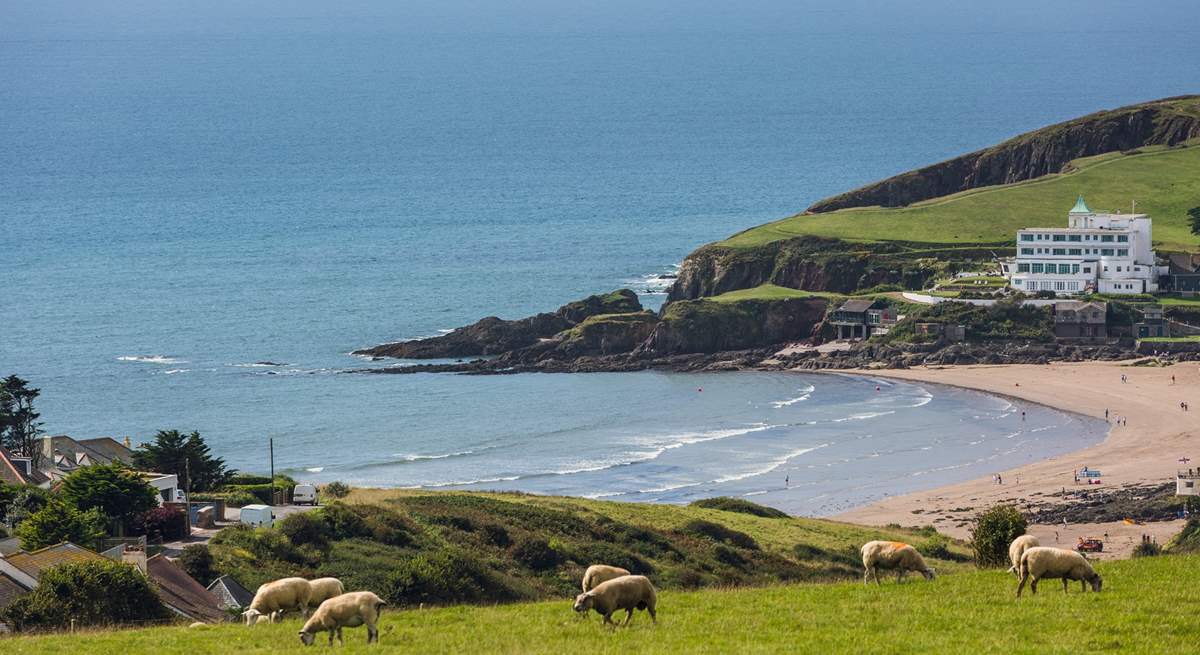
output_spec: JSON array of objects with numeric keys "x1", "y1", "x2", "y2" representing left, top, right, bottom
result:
[
  {"x1": 970, "y1": 505, "x2": 1027, "y2": 568},
  {"x1": 0, "y1": 560, "x2": 170, "y2": 631},
  {"x1": 15, "y1": 500, "x2": 108, "y2": 551},
  {"x1": 322, "y1": 481, "x2": 351, "y2": 499},
  {"x1": 178, "y1": 544, "x2": 218, "y2": 586},
  {"x1": 59, "y1": 463, "x2": 159, "y2": 528},
  {"x1": 224, "y1": 490, "x2": 260, "y2": 507},
  {"x1": 511, "y1": 537, "x2": 562, "y2": 571},
  {"x1": 131, "y1": 506, "x2": 188, "y2": 541},
  {"x1": 569, "y1": 542, "x2": 652, "y2": 575},
  {"x1": 1132, "y1": 540, "x2": 1162, "y2": 558},
  {"x1": 278, "y1": 511, "x2": 332, "y2": 549},
  {"x1": 690, "y1": 497, "x2": 789, "y2": 519},
  {"x1": 1167, "y1": 517, "x2": 1200, "y2": 553},
  {"x1": 480, "y1": 523, "x2": 511, "y2": 548},
  {"x1": 681, "y1": 520, "x2": 760, "y2": 550},
  {"x1": 916, "y1": 533, "x2": 968, "y2": 562},
  {"x1": 385, "y1": 548, "x2": 512, "y2": 606}
]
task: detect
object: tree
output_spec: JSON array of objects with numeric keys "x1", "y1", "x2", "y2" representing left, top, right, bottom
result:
[
  {"x1": 0, "y1": 482, "x2": 14, "y2": 524},
  {"x1": 969, "y1": 504, "x2": 1027, "y2": 568},
  {"x1": 15, "y1": 499, "x2": 108, "y2": 551},
  {"x1": 0, "y1": 375, "x2": 42, "y2": 466},
  {"x1": 5, "y1": 485, "x2": 49, "y2": 526},
  {"x1": 59, "y1": 463, "x2": 159, "y2": 532},
  {"x1": 1189, "y1": 206, "x2": 1200, "y2": 236},
  {"x1": 132, "y1": 430, "x2": 232, "y2": 492},
  {"x1": 177, "y1": 544, "x2": 218, "y2": 587},
  {"x1": 0, "y1": 560, "x2": 170, "y2": 631}
]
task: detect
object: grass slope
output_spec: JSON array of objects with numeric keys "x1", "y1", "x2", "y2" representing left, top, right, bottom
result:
[
  {"x1": 9, "y1": 555, "x2": 1197, "y2": 654},
  {"x1": 723, "y1": 144, "x2": 1200, "y2": 251}
]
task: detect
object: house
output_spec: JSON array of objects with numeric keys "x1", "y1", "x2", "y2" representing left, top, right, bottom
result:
[
  {"x1": 37, "y1": 435, "x2": 134, "y2": 481},
  {"x1": 0, "y1": 543, "x2": 107, "y2": 585},
  {"x1": 146, "y1": 554, "x2": 225, "y2": 623},
  {"x1": 865, "y1": 306, "x2": 900, "y2": 335},
  {"x1": 1053, "y1": 301, "x2": 1107, "y2": 341},
  {"x1": 0, "y1": 446, "x2": 51, "y2": 488},
  {"x1": 0, "y1": 571, "x2": 30, "y2": 632},
  {"x1": 914, "y1": 323, "x2": 966, "y2": 343},
  {"x1": 141, "y1": 472, "x2": 181, "y2": 505},
  {"x1": 829, "y1": 299, "x2": 885, "y2": 340},
  {"x1": 207, "y1": 574, "x2": 255, "y2": 612},
  {"x1": 1133, "y1": 305, "x2": 1169, "y2": 339},
  {"x1": 1177, "y1": 469, "x2": 1200, "y2": 496},
  {"x1": 1001, "y1": 196, "x2": 1168, "y2": 296}
]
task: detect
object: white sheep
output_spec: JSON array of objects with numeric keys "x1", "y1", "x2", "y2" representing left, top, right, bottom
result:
[
  {"x1": 1017, "y1": 547, "x2": 1102, "y2": 597},
  {"x1": 298, "y1": 591, "x2": 387, "y2": 646},
  {"x1": 581, "y1": 564, "x2": 631, "y2": 592},
  {"x1": 861, "y1": 540, "x2": 936, "y2": 585},
  {"x1": 243, "y1": 577, "x2": 313, "y2": 625},
  {"x1": 308, "y1": 577, "x2": 345, "y2": 606},
  {"x1": 573, "y1": 574, "x2": 657, "y2": 627},
  {"x1": 1006, "y1": 534, "x2": 1040, "y2": 578}
]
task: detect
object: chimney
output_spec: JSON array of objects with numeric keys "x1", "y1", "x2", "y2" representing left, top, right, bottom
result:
[{"x1": 124, "y1": 436, "x2": 132, "y2": 449}]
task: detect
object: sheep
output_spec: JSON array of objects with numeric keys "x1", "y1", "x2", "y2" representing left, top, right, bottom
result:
[
  {"x1": 581, "y1": 564, "x2": 631, "y2": 592},
  {"x1": 1006, "y1": 534, "x2": 1040, "y2": 578},
  {"x1": 1016, "y1": 547, "x2": 1102, "y2": 597},
  {"x1": 308, "y1": 577, "x2": 345, "y2": 606},
  {"x1": 861, "y1": 540, "x2": 936, "y2": 585},
  {"x1": 243, "y1": 577, "x2": 313, "y2": 625},
  {"x1": 188, "y1": 622, "x2": 208, "y2": 629},
  {"x1": 573, "y1": 574, "x2": 657, "y2": 627},
  {"x1": 298, "y1": 591, "x2": 387, "y2": 646}
]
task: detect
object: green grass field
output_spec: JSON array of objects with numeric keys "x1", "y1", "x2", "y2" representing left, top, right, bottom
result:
[
  {"x1": 8, "y1": 555, "x2": 1196, "y2": 655},
  {"x1": 721, "y1": 144, "x2": 1200, "y2": 251},
  {"x1": 705, "y1": 284, "x2": 841, "y2": 303}
]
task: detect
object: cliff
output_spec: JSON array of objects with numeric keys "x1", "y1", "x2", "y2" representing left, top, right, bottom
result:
[
  {"x1": 806, "y1": 95, "x2": 1200, "y2": 213},
  {"x1": 637, "y1": 297, "x2": 828, "y2": 355}
]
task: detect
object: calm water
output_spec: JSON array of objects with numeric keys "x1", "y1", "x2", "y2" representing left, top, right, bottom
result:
[{"x1": 2, "y1": 1, "x2": 1191, "y2": 513}]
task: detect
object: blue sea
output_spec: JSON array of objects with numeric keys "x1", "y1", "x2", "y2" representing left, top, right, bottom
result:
[{"x1": 2, "y1": 1, "x2": 1193, "y2": 514}]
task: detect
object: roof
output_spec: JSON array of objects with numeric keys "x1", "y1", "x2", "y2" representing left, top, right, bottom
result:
[
  {"x1": 207, "y1": 574, "x2": 255, "y2": 610},
  {"x1": 75, "y1": 437, "x2": 134, "y2": 464},
  {"x1": 2, "y1": 543, "x2": 106, "y2": 580},
  {"x1": 1054, "y1": 301, "x2": 1106, "y2": 311},
  {"x1": 0, "y1": 572, "x2": 30, "y2": 611},
  {"x1": 39, "y1": 435, "x2": 133, "y2": 474},
  {"x1": 146, "y1": 555, "x2": 225, "y2": 623},
  {"x1": 836, "y1": 299, "x2": 876, "y2": 313},
  {"x1": 1070, "y1": 195, "x2": 1092, "y2": 214},
  {"x1": 0, "y1": 447, "x2": 50, "y2": 486}
]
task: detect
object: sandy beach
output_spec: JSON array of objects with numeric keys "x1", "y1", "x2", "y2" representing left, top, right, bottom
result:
[{"x1": 834, "y1": 360, "x2": 1196, "y2": 558}]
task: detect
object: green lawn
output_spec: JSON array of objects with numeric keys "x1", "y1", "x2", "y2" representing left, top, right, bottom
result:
[
  {"x1": 8, "y1": 555, "x2": 1196, "y2": 654},
  {"x1": 706, "y1": 284, "x2": 841, "y2": 303},
  {"x1": 722, "y1": 144, "x2": 1200, "y2": 251}
]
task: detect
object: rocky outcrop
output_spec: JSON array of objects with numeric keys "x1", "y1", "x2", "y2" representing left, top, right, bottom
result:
[
  {"x1": 806, "y1": 95, "x2": 1200, "y2": 213},
  {"x1": 354, "y1": 289, "x2": 642, "y2": 359},
  {"x1": 555, "y1": 312, "x2": 660, "y2": 358},
  {"x1": 778, "y1": 341, "x2": 1136, "y2": 370},
  {"x1": 637, "y1": 297, "x2": 828, "y2": 356}
]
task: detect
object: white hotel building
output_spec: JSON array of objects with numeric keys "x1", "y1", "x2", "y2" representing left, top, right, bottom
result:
[{"x1": 1001, "y1": 196, "x2": 1166, "y2": 296}]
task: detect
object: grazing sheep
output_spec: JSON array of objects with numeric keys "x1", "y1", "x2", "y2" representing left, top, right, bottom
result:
[
  {"x1": 243, "y1": 577, "x2": 313, "y2": 625},
  {"x1": 1017, "y1": 547, "x2": 1101, "y2": 597},
  {"x1": 581, "y1": 564, "x2": 631, "y2": 592},
  {"x1": 188, "y1": 622, "x2": 208, "y2": 629},
  {"x1": 573, "y1": 575, "x2": 657, "y2": 627},
  {"x1": 1007, "y1": 535, "x2": 1040, "y2": 578},
  {"x1": 298, "y1": 591, "x2": 387, "y2": 646},
  {"x1": 861, "y1": 541, "x2": 936, "y2": 585},
  {"x1": 308, "y1": 577, "x2": 345, "y2": 606}
]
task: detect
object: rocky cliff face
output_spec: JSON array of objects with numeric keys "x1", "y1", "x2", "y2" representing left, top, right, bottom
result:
[
  {"x1": 637, "y1": 297, "x2": 828, "y2": 356},
  {"x1": 806, "y1": 95, "x2": 1200, "y2": 213}
]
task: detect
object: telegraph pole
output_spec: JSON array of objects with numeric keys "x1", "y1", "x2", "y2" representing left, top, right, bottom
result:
[
  {"x1": 269, "y1": 437, "x2": 276, "y2": 505},
  {"x1": 184, "y1": 457, "x2": 192, "y2": 536}
]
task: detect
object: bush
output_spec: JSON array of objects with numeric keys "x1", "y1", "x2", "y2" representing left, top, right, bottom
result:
[
  {"x1": 1132, "y1": 540, "x2": 1162, "y2": 557},
  {"x1": 480, "y1": 523, "x2": 510, "y2": 548},
  {"x1": 385, "y1": 548, "x2": 513, "y2": 606},
  {"x1": 916, "y1": 533, "x2": 968, "y2": 562},
  {"x1": 224, "y1": 490, "x2": 260, "y2": 507},
  {"x1": 322, "y1": 481, "x2": 351, "y2": 499},
  {"x1": 970, "y1": 505, "x2": 1027, "y2": 568},
  {"x1": 511, "y1": 537, "x2": 562, "y2": 571},
  {"x1": 131, "y1": 506, "x2": 188, "y2": 541},
  {"x1": 0, "y1": 560, "x2": 170, "y2": 631},
  {"x1": 278, "y1": 511, "x2": 332, "y2": 549},
  {"x1": 681, "y1": 520, "x2": 760, "y2": 550},
  {"x1": 59, "y1": 463, "x2": 159, "y2": 528},
  {"x1": 689, "y1": 497, "x2": 789, "y2": 519},
  {"x1": 15, "y1": 500, "x2": 108, "y2": 551},
  {"x1": 1167, "y1": 517, "x2": 1200, "y2": 553},
  {"x1": 178, "y1": 544, "x2": 218, "y2": 586}
]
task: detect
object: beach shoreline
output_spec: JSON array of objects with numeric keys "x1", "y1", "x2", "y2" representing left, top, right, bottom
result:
[{"x1": 831, "y1": 361, "x2": 1194, "y2": 558}]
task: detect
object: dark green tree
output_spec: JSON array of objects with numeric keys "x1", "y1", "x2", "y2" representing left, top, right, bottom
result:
[
  {"x1": 969, "y1": 504, "x2": 1028, "y2": 568},
  {"x1": 177, "y1": 544, "x2": 218, "y2": 587},
  {"x1": 0, "y1": 482, "x2": 15, "y2": 524},
  {"x1": 59, "y1": 463, "x2": 159, "y2": 532},
  {"x1": 0, "y1": 560, "x2": 170, "y2": 631},
  {"x1": 0, "y1": 375, "x2": 42, "y2": 466},
  {"x1": 1189, "y1": 206, "x2": 1200, "y2": 236},
  {"x1": 14, "y1": 499, "x2": 108, "y2": 550},
  {"x1": 132, "y1": 430, "x2": 232, "y2": 492},
  {"x1": 5, "y1": 485, "x2": 49, "y2": 526}
]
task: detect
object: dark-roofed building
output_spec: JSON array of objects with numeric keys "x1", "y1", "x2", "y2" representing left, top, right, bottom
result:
[
  {"x1": 0, "y1": 446, "x2": 50, "y2": 488},
  {"x1": 0, "y1": 543, "x2": 106, "y2": 583},
  {"x1": 0, "y1": 571, "x2": 31, "y2": 632},
  {"x1": 829, "y1": 299, "x2": 884, "y2": 340},
  {"x1": 146, "y1": 555, "x2": 225, "y2": 623},
  {"x1": 38, "y1": 435, "x2": 134, "y2": 481},
  {"x1": 207, "y1": 574, "x2": 255, "y2": 612},
  {"x1": 1053, "y1": 301, "x2": 1107, "y2": 341}
]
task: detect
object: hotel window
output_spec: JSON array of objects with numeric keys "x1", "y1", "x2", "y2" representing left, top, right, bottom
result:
[
  {"x1": 1020, "y1": 234, "x2": 1034, "y2": 241},
  {"x1": 1118, "y1": 249, "x2": 1128, "y2": 257},
  {"x1": 1032, "y1": 263, "x2": 1044, "y2": 273},
  {"x1": 1027, "y1": 281, "x2": 1038, "y2": 290},
  {"x1": 1053, "y1": 234, "x2": 1066, "y2": 242},
  {"x1": 1052, "y1": 248, "x2": 1066, "y2": 255},
  {"x1": 1116, "y1": 266, "x2": 1122, "y2": 272},
  {"x1": 1083, "y1": 267, "x2": 1091, "y2": 273},
  {"x1": 1035, "y1": 234, "x2": 1043, "y2": 240},
  {"x1": 1017, "y1": 263, "x2": 1030, "y2": 273},
  {"x1": 1068, "y1": 234, "x2": 1082, "y2": 242},
  {"x1": 1117, "y1": 235, "x2": 1128, "y2": 242},
  {"x1": 1101, "y1": 235, "x2": 1114, "y2": 242},
  {"x1": 1072, "y1": 264, "x2": 1080, "y2": 274},
  {"x1": 1055, "y1": 281, "x2": 1066, "y2": 291},
  {"x1": 1068, "y1": 248, "x2": 1081, "y2": 255},
  {"x1": 1020, "y1": 248, "x2": 1034, "y2": 255},
  {"x1": 1101, "y1": 248, "x2": 1114, "y2": 256}
]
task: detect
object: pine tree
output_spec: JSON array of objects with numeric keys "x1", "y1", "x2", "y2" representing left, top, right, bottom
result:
[{"x1": 131, "y1": 430, "x2": 233, "y2": 492}]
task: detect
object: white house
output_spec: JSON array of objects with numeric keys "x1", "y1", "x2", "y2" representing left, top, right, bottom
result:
[
  {"x1": 1001, "y1": 197, "x2": 1167, "y2": 296},
  {"x1": 1179, "y1": 469, "x2": 1200, "y2": 496}
]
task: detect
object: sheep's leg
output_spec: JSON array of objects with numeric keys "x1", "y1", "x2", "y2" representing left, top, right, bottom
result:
[
  {"x1": 1030, "y1": 577, "x2": 1039, "y2": 595},
  {"x1": 623, "y1": 608, "x2": 634, "y2": 626},
  {"x1": 1016, "y1": 573, "x2": 1028, "y2": 598},
  {"x1": 648, "y1": 605, "x2": 657, "y2": 624},
  {"x1": 863, "y1": 568, "x2": 871, "y2": 586},
  {"x1": 896, "y1": 570, "x2": 905, "y2": 584},
  {"x1": 368, "y1": 624, "x2": 378, "y2": 644},
  {"x1": 603, "y1": 613, "x2": 614, "y2": 627},
  {"x1": 328, "y1": 630, "x2": 336, "y2": 647},
  {"x1": 1080, "y1": 579, "x2": 1087, "y2": 593},
  {"x1": 1062, "y1": 579, "x2": 1069, "y2": 594},
  {"x1": 873, "y1": 566, "x2": 881, "y2": 586}
]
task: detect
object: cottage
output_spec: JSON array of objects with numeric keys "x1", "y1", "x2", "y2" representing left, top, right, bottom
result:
[
  {"x1": 0, "y1": 447, "x2": 50, "y2": 488},
  {"x1": 1133, "y1": 305, "x2": 1169, "y2": 339},
  {"x1": 1053, "y1": 300, "x2": 1107, "y2": 341},
  {"x1": 829, "y1": 299, "x2": 884, "y2": 340},
  {"x1": 146, "y1": 554, "x2": 225, "y2": 623},
  {"x1": 37, "y1": 435, "x2": 134, "y2": 482},
  {"x1": 1177, "y1": 469, "x2": 1200, "y2": 496},
  {"x1": 207, "y1": 574, "x2": 255, "y2": 612}
]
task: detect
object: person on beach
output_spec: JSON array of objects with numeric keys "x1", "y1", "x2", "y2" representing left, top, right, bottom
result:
[
  {"x1": 1105, "y1": 408, "x2": 1109, "y2": 421},
  {"x1": 785, "y1": 475, "x2": 789, "y2": 489},
  {"x1": 1021, "y1": 411, "x2": 1026, "y2": 422}
]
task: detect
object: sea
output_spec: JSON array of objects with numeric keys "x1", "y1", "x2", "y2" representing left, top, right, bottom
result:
[{"x1": 3, "y1": 1, "x2": 1195, "y2": 515}]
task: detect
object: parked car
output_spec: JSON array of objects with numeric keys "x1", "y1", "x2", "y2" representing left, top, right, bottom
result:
[
  {"x1": 240, "y1": 504, "x2": 274, "y2": 528},
  {"x1": 293, "y1": 484, "x2": 318, "y2": 506}
]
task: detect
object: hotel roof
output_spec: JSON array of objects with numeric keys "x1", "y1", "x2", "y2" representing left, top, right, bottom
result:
[{"x1": 1070, "y1": 195, "x2": 1092, "y2": 214}]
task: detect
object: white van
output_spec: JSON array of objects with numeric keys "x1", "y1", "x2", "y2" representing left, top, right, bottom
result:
[
  {"x1": 293, "y1": 484, "x2": 318, "y2": 505},
  {"x1": 239, "y1": 504, "x2": 274, "y2": 528}
]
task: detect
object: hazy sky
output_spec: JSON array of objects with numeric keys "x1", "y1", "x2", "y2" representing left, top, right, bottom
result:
[{"x1": 4, "y1": 0, "x2": 1196, "y2": 37}]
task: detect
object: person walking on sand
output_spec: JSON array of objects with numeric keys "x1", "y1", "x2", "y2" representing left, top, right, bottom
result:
[{"x1": 1105, "y1": 408, "x2": 1109, "y2": 421}]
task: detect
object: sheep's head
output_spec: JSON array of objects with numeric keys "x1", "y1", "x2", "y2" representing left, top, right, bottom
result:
[
  {"x1": 242, "y1": 608, "x2": 262, "y2": 626},
  {"x1": 922, "y1": 567, "x2": 937, "y2": 581},
  {"x1": 573, "y1": 592, "x2": 594, "y2": 613},
  {"x1": 1089, "y1": 573, "x2": 1102, "y2": 592},
  {"x1": 298, "y1": 630, "x2": 316, "y2": 646}
]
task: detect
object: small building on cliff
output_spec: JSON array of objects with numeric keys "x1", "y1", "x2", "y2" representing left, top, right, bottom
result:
[
  {"x1": 1052, "y1": 300, "x2": 1107, "y2": 341},
  {"x1": 829, "y1": 299, "x2": 885, "y2": 340},
  {"x1": 1001, "y1": 196, "x2": 1167, "y2": 296}
]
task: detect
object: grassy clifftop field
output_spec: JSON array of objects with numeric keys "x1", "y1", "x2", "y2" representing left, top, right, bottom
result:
[{"x1": 8, "y1": 554, "x2": 1196, "y2": 654}]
